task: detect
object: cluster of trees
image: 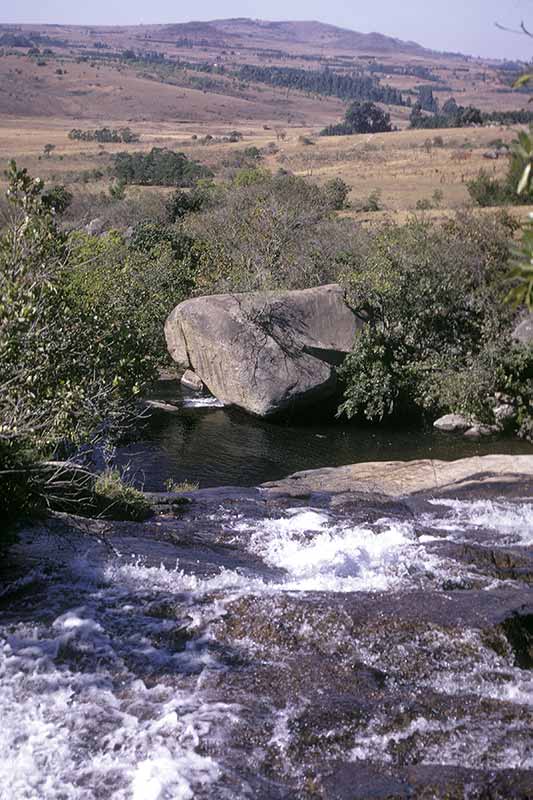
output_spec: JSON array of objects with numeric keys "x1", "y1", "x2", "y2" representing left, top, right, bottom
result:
[
  {"x1": 409, "y1": 98, "x2": 533, "y2": 131},
  {"x1": 321, "y1": 102, "x2": 392, "y2": 136},
  {"x1": 112, "y1": 148, "x2": 213, "y2": 187},
  {"x1": 409, "y1": 98, "x2": 483, "y2": 129},
  {"x1": 484, "y1": 109, "x2": 533, "y2": 125},
  {"x1": 416, "y1": 85, "x2": 440, "y2": 112},
  {"x1": 237, "y1": 65, "x2": 405, "y2": 106},
  {"x1": 68, "y1": 127, "x2": 140, "y2": 143},
  {"x1": 0, "y1": 33, "x2": 34, "y2": 47}
]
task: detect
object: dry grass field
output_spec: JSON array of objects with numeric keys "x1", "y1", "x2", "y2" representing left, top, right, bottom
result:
[
  {"x1": 2, "y1": 115, "x2": 532, "y2": 225},
  {"x1": 1, "y1": 19, "x2": 533, "y2": 224}
]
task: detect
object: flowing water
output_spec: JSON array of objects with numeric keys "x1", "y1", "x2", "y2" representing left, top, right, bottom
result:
[
  {"x1": 2, "y1": 392, "x2": 533, "y2": 798},
  {"x1": 2, "y1": 487, "x2": 533, "y2": 798}
]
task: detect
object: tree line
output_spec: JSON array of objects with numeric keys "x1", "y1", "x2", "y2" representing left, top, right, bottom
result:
[
  {"x1": 68, "y1": 127, "x2": 140, "y2": 144},
  {"x1": 236, "y1": 64, "x2": 405, "y2": 106}
]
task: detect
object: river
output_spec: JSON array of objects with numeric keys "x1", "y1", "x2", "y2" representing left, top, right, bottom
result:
[{"x1": 1, "y1": 389, "x2": 532, "y2": 798}]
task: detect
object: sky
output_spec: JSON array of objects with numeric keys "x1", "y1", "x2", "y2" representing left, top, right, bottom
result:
[{"x1": 4, "y1": 0, "x2": 533, "y2": 61}]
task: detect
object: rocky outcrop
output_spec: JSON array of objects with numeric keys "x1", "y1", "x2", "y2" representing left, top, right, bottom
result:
[
  {"x1": 261, "y1": 454, "x2": 533, "y2": 500},
  {"x1": 164, "y1": 284, "x2": 362, "y2": 417},
  {"x1": 180, "y1": 369, "x2": 204, "y2": 392}
]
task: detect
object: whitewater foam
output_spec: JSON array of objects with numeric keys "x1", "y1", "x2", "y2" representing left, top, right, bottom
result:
[
  {"x1": 0, "y1": 559, "x2": 239, "y2": 800},
  {"x1": 181, "y1": 396, "x2": 225, "y2": 409},
  {"x1": 426, "y1": 499, "x2": 533, "y2": 545},
  {"x1": 233, "y1": 508, "x2": 447, "y2": 592}
]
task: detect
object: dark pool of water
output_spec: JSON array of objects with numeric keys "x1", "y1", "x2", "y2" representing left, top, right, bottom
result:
[{"x1": 115, "y1": 380, "x2": 533, "y2": 491}]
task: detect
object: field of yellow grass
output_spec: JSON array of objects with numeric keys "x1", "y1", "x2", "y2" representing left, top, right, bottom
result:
[{"x1": 1, "y1": 115, "x2": 533, "y2": 224}]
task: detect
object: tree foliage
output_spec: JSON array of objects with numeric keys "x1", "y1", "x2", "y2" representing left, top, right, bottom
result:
[
  {"x1": 321, "y1": 102, "x2": 392, "y2": 136},
  {"x1": 238, "y1": 64, "x2": 405, "y2": 106},
  {"x1": 69, "y1": 127, "x2": 140, "y2": 143},
  {"x1": 0, "y1": 163, "x2": 197, "y2": 532},
  {"x1": 112, "y1": 148, "x2": 212, "y2": 187},
  {"x1": 338, "y1": 214, "x2": 525, "y2": 424}
]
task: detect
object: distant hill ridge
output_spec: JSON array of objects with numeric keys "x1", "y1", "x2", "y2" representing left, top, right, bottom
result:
[{"x1": 163, "y1": 18, "x2": 432, "y2": 56}]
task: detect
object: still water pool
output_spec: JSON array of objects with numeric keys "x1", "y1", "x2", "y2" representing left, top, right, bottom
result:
[{"x1": 115, "y1": 380, "x2": 533, "y2": 491}]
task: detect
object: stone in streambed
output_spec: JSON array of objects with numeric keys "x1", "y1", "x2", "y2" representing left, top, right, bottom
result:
[
  {"x1": 180, "y1": 369, "x2": 204, "y2": 392},
  {"x1": 164, "y1": 284, "x2": 362, "y2": 417},
  {"x1": 433, "y1": 413, "x2": 471, "y2": 433},
  {"x1": 463, "y1": 423, "x2": 500, "y2": 439}
]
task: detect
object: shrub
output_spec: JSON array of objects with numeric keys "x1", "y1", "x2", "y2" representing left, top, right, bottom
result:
[
  {"x1": 112, "y1": 148, "x2": 212, "y2": 187},
  {"x1": 184, "y1": 172, "x2": 363, "y2": 292},
  {"x1": 358, "y1": 189, "x2": 382, "y2": 213},
  {"x1": 323, "y1": 178, "x2": 351, "y2": 210},
  {"x1": 467, "y1": 170, "x2": 513, "y2": 207},
  {"x1": 432, "y1": 340, "x2": 533, "y2": 438},
  {"x1": 94, "y1": 469, "x2": 152, "y2": 521},
  {"x1": 0, "y1": 163, "x2": 159, "y2": 534},
  {"x1": 41, "y1": 184, "x2": 73, "y2": 214},
  {"x1": 165, "y1": 186, "x2": 209, "y2": 222},
  {"x1": 66, "y1": 224, "x2": 199, "y2": 365},
  {"x1": 338, "y1": 213, "x2": 520, "y2": 424}
]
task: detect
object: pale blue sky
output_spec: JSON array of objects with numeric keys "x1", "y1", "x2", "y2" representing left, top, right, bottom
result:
[{"x1": 4, "y1": 0, "x2": 533, "y2": 60}]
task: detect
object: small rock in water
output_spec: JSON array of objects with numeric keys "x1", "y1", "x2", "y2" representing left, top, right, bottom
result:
[
  {"x1": 181, "y1": 369, "x2": 204, "y2": 392},
  {"x1": 434, "y1": 414, "x2": 470, "y2": 433},
  {"x1": 463, "y1": 423, "x2": 500, "y2": 439}
]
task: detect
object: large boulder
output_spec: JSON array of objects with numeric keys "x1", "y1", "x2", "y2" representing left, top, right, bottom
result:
[{"x1": 164, "y1": 284, "x2": 362, "y2": 417}]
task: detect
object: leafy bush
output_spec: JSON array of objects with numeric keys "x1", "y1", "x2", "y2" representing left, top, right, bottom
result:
[
  {"x1": 432, "y1": 340, "x2": 533, "y2": 438},
  {"x1": 165, "y1": 186, "x2": 210, "y2": 222},
  {"x1": 0, "y1": 163, "x2": 159, "y2": 534},
  {"x1": 183, "y1": 173, "x2": 363, "y2": 292},
  {"x1": 358, "y1": 190, "x2": 382, "y2": 213},
  {"x1": 467, "y1": 170, "x2": 515, "y2": 207},
  {"x1": 338, "y1": 214, "x2": 521, "y2": 424},
  {"x1": 112, "y1": 148, "x2": 212, "y2": 187},
  {"x1": 66, "y1": 224, "x2": 199, "y2": 365},
  {"x1": 323, "y1": 178, "x2": 351, "y2": 210},
  {"x1": 41, "y1": 184, "x2": 73, "y2": 214},
  {"x1": 0, "y1": 163, "x2": 204, "y2": 534}
]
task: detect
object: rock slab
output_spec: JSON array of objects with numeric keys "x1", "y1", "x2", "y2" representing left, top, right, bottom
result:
[
  {"x1": 261, "y1": 454, "x2": 533, "y2": 499},
  {"x1": 165, "y1": 284, "x2": 361, "y2": 417}
]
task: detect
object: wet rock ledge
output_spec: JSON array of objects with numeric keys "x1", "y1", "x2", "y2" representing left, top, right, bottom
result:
[{"x1": 260, "y1": 454, "x2": 533, "y2": 503}]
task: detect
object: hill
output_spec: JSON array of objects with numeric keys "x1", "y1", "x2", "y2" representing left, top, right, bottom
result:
[{"x1": 0, "y1": 18, "x2": 530, "y2": 124}]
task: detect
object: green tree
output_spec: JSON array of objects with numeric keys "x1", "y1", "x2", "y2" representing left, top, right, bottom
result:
[{"x1": 322, "y1": 102, "x2": 392, "y2": 136}]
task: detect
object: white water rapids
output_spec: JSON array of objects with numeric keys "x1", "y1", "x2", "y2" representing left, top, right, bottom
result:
[{"x1": 1, "y1": 498, "x2": 532, "y2": 798}]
